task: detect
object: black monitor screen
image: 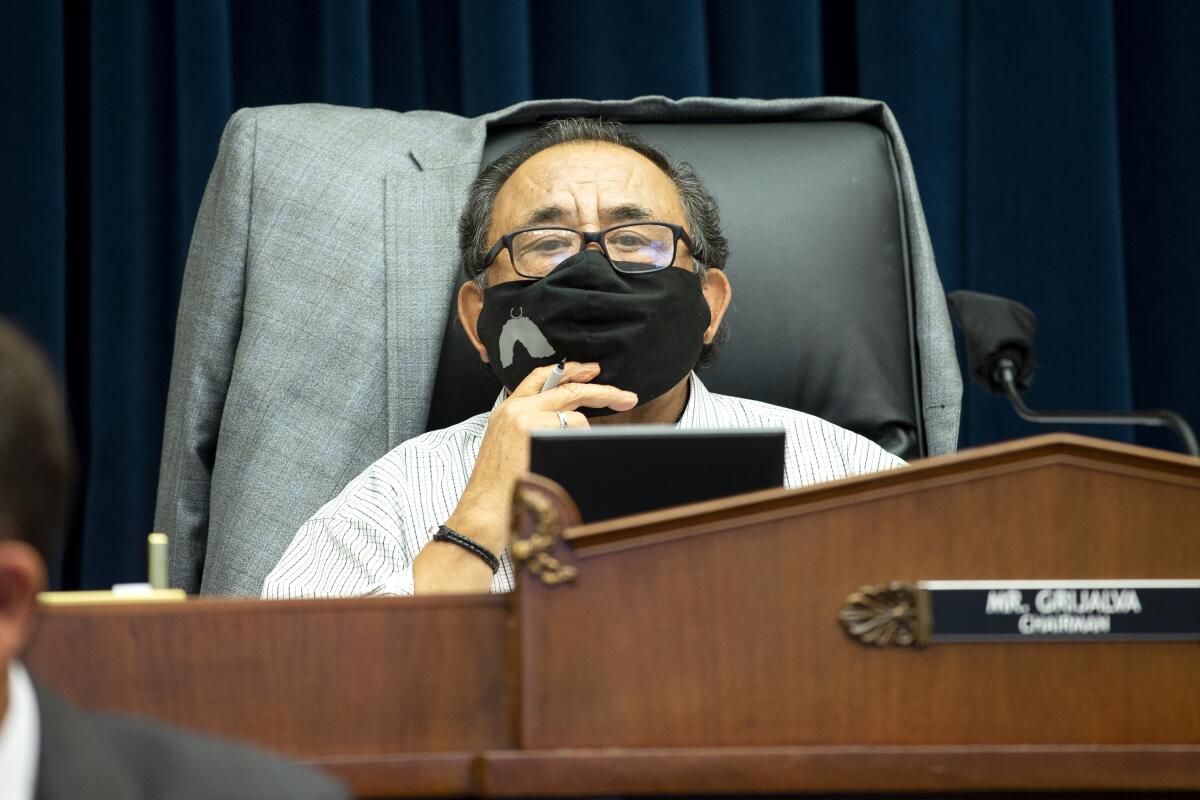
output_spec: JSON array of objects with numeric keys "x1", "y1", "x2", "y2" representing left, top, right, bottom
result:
[{"x1": 529, "y1": 425, "x2": 786, "y2": 524}]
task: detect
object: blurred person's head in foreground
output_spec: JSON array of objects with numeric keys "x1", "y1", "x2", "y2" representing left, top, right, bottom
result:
[{"x1": 0, "y1": 318, "x2": 73, "y2": 712}]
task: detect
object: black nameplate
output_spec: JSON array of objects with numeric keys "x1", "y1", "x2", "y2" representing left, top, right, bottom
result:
[{"x1": 923, "y1": 580, "x2": 1200, "y2": 642}]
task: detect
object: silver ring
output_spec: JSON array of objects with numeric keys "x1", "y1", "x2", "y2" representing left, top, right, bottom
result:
[{"x1": 557, "y1": 411, "x2": 569, "y2": 430}]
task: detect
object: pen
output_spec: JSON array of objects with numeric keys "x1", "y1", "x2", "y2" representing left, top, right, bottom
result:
[{"x1": 540, "y1": 358, "x2": 567, "y2": 392}]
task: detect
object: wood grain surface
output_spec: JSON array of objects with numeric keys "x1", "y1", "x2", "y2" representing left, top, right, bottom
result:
[
  {"x1": 305, "y1": 752, "x2": 478, "y2": 798},
  {"x1": 515, "y1": 435, "x2": 1200, "y2": 749},
  {"x1": 479, "y1": 745, "x2": 1200, "y2": 796},
  {"x1": 25, "y1": 595, "x2": 514, "y2": 759},
  {"x1": 22, "y1": 435, "x2": 1200, "y2": 796}
]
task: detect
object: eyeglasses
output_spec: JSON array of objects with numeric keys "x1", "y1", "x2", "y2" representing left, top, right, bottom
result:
[{"x1": 483, "y1": 222, "x2": 695, "y2": 279}]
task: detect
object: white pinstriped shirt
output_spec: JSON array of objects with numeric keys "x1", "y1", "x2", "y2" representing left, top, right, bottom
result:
[{"x1": 262, "y1": 375, "x2": 905, "y2": 598}]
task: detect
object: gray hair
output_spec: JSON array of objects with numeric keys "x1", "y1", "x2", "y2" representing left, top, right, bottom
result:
[{"x1": 458, "y1": 118, "x2": 730, "y2": 368}]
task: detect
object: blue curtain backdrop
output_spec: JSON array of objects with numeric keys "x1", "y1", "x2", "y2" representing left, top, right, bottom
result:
[{"x1": 2, "y1": 0, "x2": 1197, "y2": 589}]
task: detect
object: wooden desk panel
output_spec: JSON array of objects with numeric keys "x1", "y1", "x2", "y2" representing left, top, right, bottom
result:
[
  {"x1": 22, "y1": 436, "x2": 1200, "y2": 797},
  {"x1": 479, "y1": 745, "x2": 1200, "y2": 796},
  {"x1": 26, "y1": 595, "x2": 513, "y2": 760},
  {"x1": 515, "y1": 437, "x2": 1200, "y2": 749}
]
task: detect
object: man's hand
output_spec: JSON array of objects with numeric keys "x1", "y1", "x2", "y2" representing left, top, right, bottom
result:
[{"x1": 412, "y1": 361, "x2": 637, "y2": 594}]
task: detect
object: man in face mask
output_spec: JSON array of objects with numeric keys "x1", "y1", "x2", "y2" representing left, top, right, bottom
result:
[{"x1": 263, "y1": 119, "x2": 903, "y2": 599}]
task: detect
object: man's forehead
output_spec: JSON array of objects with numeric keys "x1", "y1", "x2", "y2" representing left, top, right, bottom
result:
[{"x1": 491, "y1": 141, "x2": 685, "y2": 229}]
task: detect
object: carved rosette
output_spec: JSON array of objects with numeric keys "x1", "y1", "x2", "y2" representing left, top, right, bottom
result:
[
  {"x1": 510, "y1": 486, "x2": 578, "y2": 586},
  {"x1": 838, "y1": 582, "x2": 930, "y2": 647}
]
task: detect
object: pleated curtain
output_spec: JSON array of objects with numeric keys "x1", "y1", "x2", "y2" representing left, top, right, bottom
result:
[{"x1": 2, "y1": 0, "x2": 1197, "y2": 588}]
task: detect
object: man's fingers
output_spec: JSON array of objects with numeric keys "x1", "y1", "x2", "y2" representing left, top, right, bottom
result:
[
  {"x1": 510, "y1": 361, "x2": 600, "y2": 398},
  {"x1": 510, "y1": 363, "x2": 557, "y2": 397},
  {"x1": 560, "y1": 410, "x2": 589, "y2": 429},
  {"x1": 530, "y1": 382, "x2": 638, "y2": 413},
  {"x1": 528, "y1": 410, "x2": 589, "y2": 431},
  {"x1": 561, "y1": 361, "x2": 601, "y2": 384}
]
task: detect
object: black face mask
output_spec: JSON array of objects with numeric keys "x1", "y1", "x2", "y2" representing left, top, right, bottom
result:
[{"x1": 476, "y1": 250, "x2": 712, "y2": 416}]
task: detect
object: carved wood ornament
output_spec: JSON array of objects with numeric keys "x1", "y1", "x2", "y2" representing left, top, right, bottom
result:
[
  {"x1": 838, "y1": 582, "x2": 931, "y2": 647},
  {"x1": 511, "y1": 486, "x2": 578, "y2": 586}
]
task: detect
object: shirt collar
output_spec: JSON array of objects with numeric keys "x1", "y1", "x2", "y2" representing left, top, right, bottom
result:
[
  {"x1": 676, "y1": 372, "x2": 713, "y2": 428},
  {"x1": 0, "y1": 661, "x2": 40, "y2": 800}
]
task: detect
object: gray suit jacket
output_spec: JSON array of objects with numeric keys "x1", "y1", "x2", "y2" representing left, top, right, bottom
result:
[
  {"x1": 156, "y1": 96, "x2": 960, "y2": 596},
  {"x1": 34, "y1": 683, "x2": 348, "y2": 800}
]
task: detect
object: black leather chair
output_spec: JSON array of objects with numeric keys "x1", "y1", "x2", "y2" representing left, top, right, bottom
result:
[
  {"x1": 156, "y1": 97, "x2": 961, "y2": 596},
  {"x1": 430, "y1": 119, "x2": 950, "y2": 459}
]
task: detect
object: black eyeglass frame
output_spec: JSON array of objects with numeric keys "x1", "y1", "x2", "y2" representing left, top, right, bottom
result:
[{"x1": 482, "y1": 221, "x2": 697, "y2": 278}]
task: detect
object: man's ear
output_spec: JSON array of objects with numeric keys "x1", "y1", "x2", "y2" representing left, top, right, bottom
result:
[
  {"x1": 701, "y1": 269, "x2": 732, "y2": 344},
  {"x1": 0, "y1": 540, "x2": 46, "y2": 663},
  {"x1": 457, "y1": 280, "x2": 490, "y2": 364}
]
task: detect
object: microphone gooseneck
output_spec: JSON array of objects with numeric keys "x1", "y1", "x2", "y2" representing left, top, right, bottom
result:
[
  {"x1": 945, "y1": 289, "x2": 1200, "y2": 458},
  {"x1": 994, "y1": 359, "x2": 1199, "y2": 457}
]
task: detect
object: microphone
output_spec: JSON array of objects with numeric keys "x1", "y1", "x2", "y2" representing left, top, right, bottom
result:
[{"x1": 945, "y1": 290, "x2": 1199, "y2": 457}]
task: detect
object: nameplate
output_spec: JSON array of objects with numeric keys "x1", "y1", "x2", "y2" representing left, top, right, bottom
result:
[
  {"x1": 926, "y1": 580, "x2": 1200, "y2": 642},
  {"x1": 838, "y1": 580, "x2": 1200, "y2": 646}
]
